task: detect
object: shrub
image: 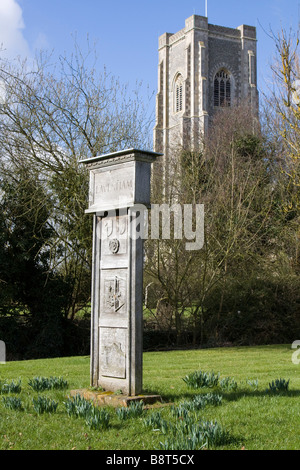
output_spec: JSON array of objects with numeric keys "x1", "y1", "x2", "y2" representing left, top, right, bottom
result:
[{"x1": 205, "y1": 275, "x2": 300, "y2": 346}]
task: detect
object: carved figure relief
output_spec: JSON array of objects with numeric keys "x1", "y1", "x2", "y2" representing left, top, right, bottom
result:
[
  {"x1": 102, "y1": 215, "x2": 127, "y2": 256},
  {"x1": 99, "y1": 328, "x2": 126, "y2": 379},
  {"x1": 104, "y1": 275, "x2": 126, "y2": 314}
]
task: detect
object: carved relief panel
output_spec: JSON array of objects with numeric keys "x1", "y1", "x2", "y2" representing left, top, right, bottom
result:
[
  {"x1": 101, "y1": 214, "x2": 128, "y2": 268},
  {"x1": 99, "y1": 269, "x2": 128, "y2": 328},
  {"x1": 99, "y1": 327, "x2": 126, "y2": 379}
]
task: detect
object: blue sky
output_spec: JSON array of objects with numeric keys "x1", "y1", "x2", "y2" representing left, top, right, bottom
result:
[{"x1": 0, "y1": 0, "x2": 299, "y2": 111}]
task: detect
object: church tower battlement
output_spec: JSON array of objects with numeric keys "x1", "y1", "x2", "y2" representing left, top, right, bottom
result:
[{"x1": 153, "y1": 15, "x2": 259, "y2": 164}]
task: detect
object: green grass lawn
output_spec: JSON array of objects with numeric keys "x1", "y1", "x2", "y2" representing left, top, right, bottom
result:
[{"x1": 0, "y1": 344, "x2": 299, "y2": 450}]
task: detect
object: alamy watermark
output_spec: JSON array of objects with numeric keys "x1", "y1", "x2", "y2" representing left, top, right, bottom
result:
[
  {"x1": 291, "y1": 340, "x2": 300, "y2": 365},
  {"x1": 97, "y1": 203, "x2": 205, "y2": 251},
  {"x1": 292, "y1": 80, "x2": 300, "y2": 106},
  {"x1": 0, "y1": 340, "x2": 6, "y2": 364}
]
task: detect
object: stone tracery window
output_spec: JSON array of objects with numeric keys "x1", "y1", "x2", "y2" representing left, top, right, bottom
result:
[
  {"x1": 214, "y1": 69, "x2": 231, "y2": 107},
  {"x1": 174, "y1": 74, "x2": 183, "y2": 113}
]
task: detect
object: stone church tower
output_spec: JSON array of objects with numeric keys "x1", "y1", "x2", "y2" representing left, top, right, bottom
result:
[{"x1": 153, "y1": 15, "x2": 259, "y2": 174}]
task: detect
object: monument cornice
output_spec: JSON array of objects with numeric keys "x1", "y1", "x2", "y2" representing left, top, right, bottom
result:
[{"x1": 80, "y1": 148, "x2": 162, "y2": 169}]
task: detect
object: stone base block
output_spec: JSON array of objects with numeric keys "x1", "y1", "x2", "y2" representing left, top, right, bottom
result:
[{"x1": 69, "y1": 388, "x2": 163, "y2": 408}]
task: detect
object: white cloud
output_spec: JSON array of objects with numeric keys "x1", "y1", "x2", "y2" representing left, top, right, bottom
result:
[{"x1": 0, "y1": 0, "x2": 30, "y2": 59}]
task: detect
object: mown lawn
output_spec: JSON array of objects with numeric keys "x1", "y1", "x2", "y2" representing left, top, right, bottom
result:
[{"x1": 0, "y1": 344, "x2": 299, "y2": 450}]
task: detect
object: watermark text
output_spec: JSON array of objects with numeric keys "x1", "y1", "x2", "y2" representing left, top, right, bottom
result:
[
  {"x1": 97, "y1": 203, "x2": 204, "y2": 251},
  {"x1": 292, "y1": 340, "x2": 300, "y2": 365},
  {"x1": 0, "y1": 340, "x2": 6, "y2": 364}
]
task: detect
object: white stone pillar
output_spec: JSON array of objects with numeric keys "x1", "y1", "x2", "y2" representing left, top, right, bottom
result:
[{"x1": 81, "y1": 149, "x2": 161, "y2": 396}]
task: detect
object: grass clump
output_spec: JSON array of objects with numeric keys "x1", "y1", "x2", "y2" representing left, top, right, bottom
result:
[
  {"x1": 32, "y1": 396, "x2": 58, "y2": 414},
  {"x1": 182, "y1": 370, "x2": 220, "y2": 389},
  {"x1": 64, "y1": 394, "x2": 93, "y2": 418},
  {"x1": 182, "y1": 370, "x2": 239, "y2": 392},
  {"x1": 143, "y1": 411, "x2": 170, "y2": 434},
  {"x1": 85, "y1": 407, "x2": 110, "y2": 430},
  {"x1": 158, "y1": 418, "x2": 228, "y2": 450},
  {"x1": 116, "y1": 400, "x2": 144, "y2": 420},
  {"x1": 0, "y1": 379, "x2": 22, "y2": 394},
  {"x1": 174, "y1": 393, "x2": 223, "y2": 413},
  {"x1": 266, "y1": 378, "x2": 290, "y2": 394},
  {"x1": 219, "y1": 377, "x2": 238, "y2": 392},
  {"x1": 246, "y1": 379, "x2": 259, "y2": 390},
  {"x1": 64, "y1": 394, "x2": 110, "y2": 430},
  {"x1": 2, "y1": 396, "x2": 23, "y2": 411},
  {"x1": 144, "y1": 393, "x2": 227, "y2": 450},
  {"x1": 28, "y1": 376, "x2": 68, "y2": 392}
]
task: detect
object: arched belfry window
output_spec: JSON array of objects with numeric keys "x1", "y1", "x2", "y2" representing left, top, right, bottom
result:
[
  {"x1": 214, "y1": 69, "x2": 231, "y2": 107},
  {"x1": 174, "y1": 74, "x2": 183, "y2": 113}
]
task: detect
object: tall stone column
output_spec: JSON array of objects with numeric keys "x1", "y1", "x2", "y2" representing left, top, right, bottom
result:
[{"x1": 81, "y1": 149, "x2": 161, "y2": 397}]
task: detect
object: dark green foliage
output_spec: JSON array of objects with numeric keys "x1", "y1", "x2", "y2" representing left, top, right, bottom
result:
[
  {"x1": 0, "y1": 172, "x2": 73, "y2": 359},
  {"x1": 116, "y1": 400, "x2": 144, "y2": 420},
  {"x1": 219, "y1": 377, "x2": 238, "y2": 392},
  {"x1": 32, "y1": 396, "x2": 58, "y2": 414},
  {"x1": 158, "y1": 418, "x2": 228, "y2": 450},
  {"x1": 28, "y1": 376, "x2": 68, "y2": 392},
  {"x1": 182, "y1": 370, "x2": 220, "y2": 389},
  {"x1": 143, "y1": 411, "x2": 169, "y2": 433},
  {"x1": 0, "y1": 379, "x2": 22, "y2": 394},
  {"x1": 85, "y1": 407, "x2": 110, "y2": 430},
  {"x1": 64, "y1": 395, "x2": 93, "y2": 418},
  {"x1": 188, "y1": 393, "x2": 222, "y2": 409},
  {"x1": 2, "y1": 396, "x2": 23, "y2": 411},
  {"x1": 233, "y1": 134, "x2": 266, "y2": 160},
  {"x1": 205, "y1": 275, "x2": 300, "y2": 346},
  {"x1": 267, "y1": 378, "x2": 290, "y2": 394},
  {"x1": 64, "y1": 395, "x2": 110, "y2": 430}
]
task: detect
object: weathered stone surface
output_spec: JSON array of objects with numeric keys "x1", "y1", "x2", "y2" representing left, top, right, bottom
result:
[
  {"x1": 81, "y1": 149, "x2": 161, "y2": 397},
  {"x1": 81, "y1": 149, "x2": 160, "y2": 213},
  {"x1": 99, "y1": 328, "x2": 127, "y2": 378},
  {"x1": 153, "y1": 14, "x2": 259, "y2": 183},
  {"x1": 69, "y1": 388, "x2": 163, "y2": 408}
]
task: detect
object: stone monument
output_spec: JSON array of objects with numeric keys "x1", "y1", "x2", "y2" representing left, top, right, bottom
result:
[{"x1": 78, "y1": 148, "x2": 161, "y2": 404}]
